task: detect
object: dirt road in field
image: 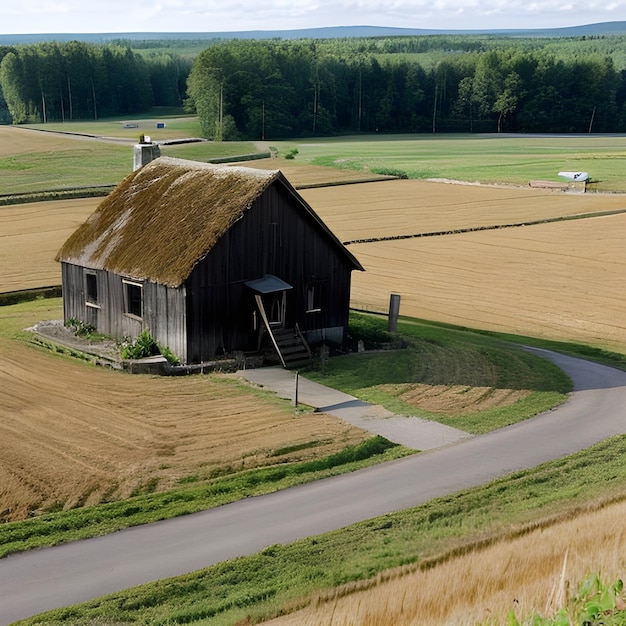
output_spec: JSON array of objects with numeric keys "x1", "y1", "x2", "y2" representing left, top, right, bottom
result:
[{"x1": 1, "y1": 349, "x2": 625, "y2": 625}]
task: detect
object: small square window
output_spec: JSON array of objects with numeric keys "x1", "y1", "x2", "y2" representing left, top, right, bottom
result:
[
  {"x1": 85, "y1": 272, "x2": 98, "y2": 305},
  {"x1": 123, "y1": 280, "x2": 143, "y2": 319}
]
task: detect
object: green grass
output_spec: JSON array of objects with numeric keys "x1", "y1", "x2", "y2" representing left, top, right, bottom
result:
[
  {"x1": 21, "y1": 111, "x2": 202, "y2": 140},
  {"x1": 1, "y1": 114, "x2": 258, "y2": 195},
  {"x1": 0, "y1": 144, "x2": 133, "y2": 195},
  {"x1": 0, "y1": 298, "x2": 65, "y2": 340},
  {"x1": 0, "y1": 436, "x2": 409, "y2": 559},
  {"x1": 507, "y1": 575, "x2": 626, "y2": 626},
  {"x1": 270, "y1": 134, "x2": 626, "y2": 192},
  {"x1": 160, "y1": 140, "x2": 259, "y2": 161},
  {"x1": 4, "y1": 302, "x2": 626, "y2": 624},
  {"x1": 6, "y1": 127, "x2": 626, "y2": 194},
  {"x1": 305, "y1": 313, "x2": 572, "y2": 434},
  {"x1": 17, "y1": 435, "x2": 626, "y2": 625},
  {"x1": 4, "y1": 127, "x2": 626, "y2": 622}
]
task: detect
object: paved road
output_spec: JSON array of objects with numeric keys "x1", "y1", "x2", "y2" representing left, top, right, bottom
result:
[{"x1": 1, "y1": 349, "x2": 625, "y2": 624}]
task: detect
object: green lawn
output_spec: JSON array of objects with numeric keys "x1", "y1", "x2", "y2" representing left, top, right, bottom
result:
[
  {"x1": 305, "y1": 313, "x2": 572, "y2": 434},
  {"x1": 272, "y1": 133, "x2": 626, "y2": 191},
  {"x1": 21, "y1": 111, "x2": 203, "y2": 140},
  {"x1": 5, "y1": 125, "x2": 626, "y2": 194},
  {"x1": 1, "y1": 113, "x2": 258, "y2": 195}
]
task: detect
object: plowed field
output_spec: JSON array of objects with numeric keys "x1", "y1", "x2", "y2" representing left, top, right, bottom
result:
[
  {"x1": 301, "y1": 179, "x2": 626, "y2": 242},
  {"x1": 0, "y1": 198, "x2": 100, "y2": 292},
  {"x1": 4, "y1": 175, "x2": 625, "y2": 352},
  {"x1": 0, "y1": 330, "x2": 367, "y2": 523},
  {"x1": 3, "y1": 164, "x2": 626, "y2": 520},
  {"x1": 348, "y1": 212, "x2": 626, "y2": 351}
]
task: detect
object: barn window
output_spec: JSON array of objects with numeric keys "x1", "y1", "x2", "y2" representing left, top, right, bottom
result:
[
  {"x1": 85, "y1": 272, "x2": 99, "y2": 307},
  {"x1": 123, "y1": 280, "x2": 143, "y2": 319},
  {"x1": 306, "y1": 281, "x2": 323, "y2": 313}
]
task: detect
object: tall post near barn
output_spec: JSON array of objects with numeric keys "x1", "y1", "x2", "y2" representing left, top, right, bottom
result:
[{"x1": 388, "y1": 293, "x2": 401, "y2": 333}]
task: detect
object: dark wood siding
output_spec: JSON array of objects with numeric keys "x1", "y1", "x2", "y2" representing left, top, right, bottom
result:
[
  {"x1": 62, "y1": 262, "x2": 187, "y2": 363},
  {"x1": 185, "y1": 181, "x2": 354, "y2": 362},
  {"x1": 62, "y1": 177, "x2": 357, "y2": 365}
]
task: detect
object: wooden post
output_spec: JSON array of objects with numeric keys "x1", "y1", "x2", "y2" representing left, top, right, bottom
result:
[
  {"x1": 294, "y1": 370, "x2": 299, "y2": 415},
  {"x1": 388, "y1": 293, "x2": 401, "y2": 333}
]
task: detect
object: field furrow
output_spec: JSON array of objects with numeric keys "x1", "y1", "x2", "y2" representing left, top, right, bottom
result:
[
  {"x1": 302, "y1": 179, "x2": 626, "y2": 242},
  {"x1": 349, "y1": 213, "x2": 626, "y2": 350},
  {"x1": 0, "y1": 339, "x2": 367, "y2": 521}
]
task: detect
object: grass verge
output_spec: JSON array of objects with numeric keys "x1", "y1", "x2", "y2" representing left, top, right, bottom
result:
[
  {"x1": 304, "y1": 312, "x2": 573, "y2": 434},
  {"x1": 17, "y1": 435, "x2": 626, "y2": 625},
  {"x1": 0, "y1": 436, "x2": 408, "y2": 559}
]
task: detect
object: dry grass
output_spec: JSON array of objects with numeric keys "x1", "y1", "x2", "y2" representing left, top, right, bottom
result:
[
  {"x1": 372, "y1": 383, "x2": 530, "y2": 416},
  {"x1": 265, "y1": 498, "x2": 626, "y2": 626},
  {"x1": 0, "y1": 198, "x2": 99, "y2": 292},
  {"x1": 0, "y1": 330, "x2": 368, "y2": 522},
  {"x1": 3, "y1": 152, "x2": 626, "y2": 622},
  {"x1": 243, "y1": 157, "x2": 394, "y2": 187},
  {"x1": 300, "y1": 179, "x2": 626, "y2": 243},
  {"x1": 348, "y1": 213, "x2": 626, "y2": 352}
]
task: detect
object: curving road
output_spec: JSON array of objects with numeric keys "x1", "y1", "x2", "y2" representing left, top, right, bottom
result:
[{"x1": 1, "y1": 349, "x2": 626, "y2": 624}]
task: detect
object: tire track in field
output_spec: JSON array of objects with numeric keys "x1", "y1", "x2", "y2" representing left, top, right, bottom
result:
[{"x1": 342, "y1": 208, "x2": 626, "y2": 245}]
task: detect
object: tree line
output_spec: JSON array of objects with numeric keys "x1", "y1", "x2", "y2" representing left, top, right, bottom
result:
[
  {"x1": 1, "y1": 36, "x2": 626, "y2": 137},
  {"x1": 187, "y1": 39, "x2": 626, "y2": 138},
  {"x1": 0, "y1": 41, "x2": 190, "y2": 124}
]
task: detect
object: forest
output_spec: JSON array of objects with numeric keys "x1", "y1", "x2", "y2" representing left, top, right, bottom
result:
[
  {"x1": 0, "y1": 41, "x2": 190, "y2": 124},
  {"x1": 1, "y1": 34, "x2": 626, "y2": 137}
]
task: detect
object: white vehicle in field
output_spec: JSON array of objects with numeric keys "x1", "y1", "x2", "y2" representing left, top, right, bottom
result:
[{"x1": 558, "y1": 171, "x2": 589, "y2": 181}]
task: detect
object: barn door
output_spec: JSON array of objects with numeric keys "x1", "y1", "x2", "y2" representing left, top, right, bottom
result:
[
  {"x1": 245, "y1": 274, "x2": 293, "y2": 328},
  {"x1": 245, "y1": 275, "x2": 295, "y2": 366},
  {"x1": 267, "y1": 291, "x2": 286, "y2": 329}
]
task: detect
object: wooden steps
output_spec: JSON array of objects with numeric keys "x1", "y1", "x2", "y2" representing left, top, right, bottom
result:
[{"x1": 271, "y1": 327, "x2": 312, "y2": 368}]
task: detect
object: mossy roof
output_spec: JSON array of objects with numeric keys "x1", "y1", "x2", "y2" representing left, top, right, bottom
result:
[{"x1": 57, "y1": 157, "x2": 362, "y2": 287}]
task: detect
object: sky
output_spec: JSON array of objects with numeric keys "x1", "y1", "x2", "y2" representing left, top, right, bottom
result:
[{"x1": 1, "y1": 0, "x2": 626, "y2": 35}]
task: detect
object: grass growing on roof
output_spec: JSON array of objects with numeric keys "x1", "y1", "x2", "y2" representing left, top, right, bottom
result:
[{"x1": 56, "y1": 159, "x2": 278, "y2": 287}]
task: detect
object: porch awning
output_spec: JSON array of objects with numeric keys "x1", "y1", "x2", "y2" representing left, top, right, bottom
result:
[{"x1": 245, "y1": 274, "x2": 293, "y2": 294}]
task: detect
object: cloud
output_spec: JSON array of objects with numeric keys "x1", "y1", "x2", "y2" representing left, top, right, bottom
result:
[{"x1": 2, "y1": 0, "x2": 626, "y2": 33}]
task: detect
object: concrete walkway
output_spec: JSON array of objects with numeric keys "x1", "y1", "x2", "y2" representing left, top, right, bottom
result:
[{"x1": 238, "y1": 367, "x2": 470, "y2": 450}]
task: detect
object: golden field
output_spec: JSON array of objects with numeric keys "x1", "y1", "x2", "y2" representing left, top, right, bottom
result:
[
  {"x1": 3, "y1": 130, "x2": 626, "y2": 624},
  {"x1": 0, "y1": 321, "x2": 367, "y2": 523},
  {"x1": 265, "y1": 498, "x2": 626, "y2": 626},
  {"x1": 0, "y1": 198, "x2": 100, "y2": 292},
  {"x1": 348, "y1": 213, "x2": 626, "y2": 351},
  {"x1": 301, "y1": 179, "x2": 626, "y2": 242},
  {"x1": 4, "y1": 173, "x2": 626, "y2": 352}
]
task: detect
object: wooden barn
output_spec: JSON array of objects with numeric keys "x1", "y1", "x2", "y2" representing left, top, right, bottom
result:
[{"x1": 56, "y1": 157, "x2": 363, "y2": 366}]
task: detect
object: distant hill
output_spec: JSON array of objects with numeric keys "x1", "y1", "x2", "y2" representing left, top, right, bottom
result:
[{"x1": 2, "y1": 21, "x2": 626, "y2": 45}]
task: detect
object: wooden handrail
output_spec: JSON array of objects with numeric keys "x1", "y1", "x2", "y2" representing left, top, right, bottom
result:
[{"x1": 255, "y1": 294, "x2": 286, "y2": 368}]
